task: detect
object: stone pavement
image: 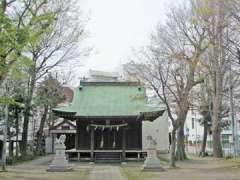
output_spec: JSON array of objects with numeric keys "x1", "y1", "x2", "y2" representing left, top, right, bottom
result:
[
  {"x1": 14, "y1": 155, "x2": 54, "y2": 170},
  {"x1": 89, "y1": 165, "x2": 124, "y2": 180}
]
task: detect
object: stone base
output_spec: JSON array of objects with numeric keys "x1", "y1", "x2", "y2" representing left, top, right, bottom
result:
[
  {"x1": 47, "y1": 165, "x2": 73, "y2": 172},
  {"x1": 47, "y1": 144, "x2": 73, "y2": 172},
  {"x1": 142, "y1": 166, "x2": 165, "y2": 172},
  {"x1": 142, "y1": 157, "x2": 164, "y2": 172}
]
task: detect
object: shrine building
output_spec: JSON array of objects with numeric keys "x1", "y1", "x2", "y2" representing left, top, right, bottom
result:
[{"x1": 50, "y1": 71, "x2": 168, "y2": 163}]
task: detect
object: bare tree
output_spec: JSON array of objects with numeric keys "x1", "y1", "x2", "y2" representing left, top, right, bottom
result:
[
  {"x1": 125, "y1": 1, "x2": 209, "y2": 167},
  {"x1": 197, "y1": 0, "x2": 240, "y2": 157},
  {"x1": 20, "y1": 0, "x2": 88, "y2": 157}
]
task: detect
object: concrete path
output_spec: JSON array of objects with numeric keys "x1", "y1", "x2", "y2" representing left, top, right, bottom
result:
[{"x1": 90, "y1": 165, "x2": 124, "y2": 180}]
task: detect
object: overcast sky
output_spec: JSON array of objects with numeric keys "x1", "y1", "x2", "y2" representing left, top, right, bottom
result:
[
  {"x1": 60, "y1": 0, "x2": 184, "y2": 85},
  {"x1": 64, "y1": 0, "x2": 183, "y2": 83}
]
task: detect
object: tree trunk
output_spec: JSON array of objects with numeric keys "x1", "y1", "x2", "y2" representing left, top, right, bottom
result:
[
  {"x1": 175, "y1": 103, "x2": 189, "y2": 161},
  {"x1": 210, "y1": 0, "x2": 225, "y2": 158},
  {"x1": 36, "y1": 105, "x2": 48, "y2": 155},
  {"x1": 15, "y1": 110, "x2": 19, "y2": 158},
  {"x1": 1, "y1": 105, "x2": 8, "y2": 171},
  {"x1": 170, "y1": 129, "x2": 177, "y2": 167},
  {"x1": 211, "y1": 69, "x2": 223, "y2": 158},
  {"x1": 212, "y1": 120, "x2": 223, "y2": 157},
  {"x1": 199, "y1": 118, "x2": 208, "y2": 157},
  {"x1": 21, "y1": 68, "x2": 36, "y2": 157},
  {"x1": 212, "y1": 126, "x2": 222, "y2": 157},
  {"x1": 8, "y1": 141, "x2": 13, "y2": 159},
  {"x1": 21, "y1": 100, "x2": 31, "y2": 157},
  {"x1": 212, "y1": 92, "x2": 223, "y2": 157},
  {"x1": 176, "y1": 125, "x2": 187, "y2": 161}
]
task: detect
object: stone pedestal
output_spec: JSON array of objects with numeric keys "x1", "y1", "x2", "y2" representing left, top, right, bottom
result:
[
  {"x1": 142, "y1": 136, "x2": 164, "y2": 171},
  {"x1": 47, "y1": 136, "x2": 73, "y2": 172}
]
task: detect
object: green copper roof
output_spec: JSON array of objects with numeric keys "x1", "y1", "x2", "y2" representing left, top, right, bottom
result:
[{"x1": 53, "y1": 82, "x2": 164, "y2": 118}]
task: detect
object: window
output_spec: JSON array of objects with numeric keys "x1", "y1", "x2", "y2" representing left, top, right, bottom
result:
[
  {"x1": 221, "y1": 134, "x2": 230, "y2": 148},
  {"x1": 192, "y1": 118, "x2": 195, "y2": 129}
]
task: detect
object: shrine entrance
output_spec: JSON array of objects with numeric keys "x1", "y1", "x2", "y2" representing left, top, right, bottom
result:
[{"x1": 94, "y1": 128, "x2": 123, "y2": 150}]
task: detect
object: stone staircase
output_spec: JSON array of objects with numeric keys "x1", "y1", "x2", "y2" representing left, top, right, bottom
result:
[{"x1": 95, "y1": 152, "x2": 121, "y2": 163}]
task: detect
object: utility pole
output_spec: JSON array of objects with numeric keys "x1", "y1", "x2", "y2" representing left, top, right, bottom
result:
[
  {"x1": 1, "y1": 105, "x2": 8, "y2": 171},
  {"x1": 229, "y1": 58, "x2": 238, "y2": 157}
]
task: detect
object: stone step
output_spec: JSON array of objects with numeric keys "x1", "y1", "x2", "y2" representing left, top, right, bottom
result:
[{"x1": 95, "y1": 152, "x2": 121, "y2": 163}]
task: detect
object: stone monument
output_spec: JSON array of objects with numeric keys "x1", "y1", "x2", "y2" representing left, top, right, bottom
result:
[
  {"x1": 142, "y1": 135, "x2": 164, "y2": 171},
  {"x1": 47, "y1": 135, "x2": 73, "y2": 172}
]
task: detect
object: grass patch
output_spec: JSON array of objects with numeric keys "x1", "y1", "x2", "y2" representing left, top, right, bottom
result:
[
  {"x1": 120, "y1": 167, "x2": 161, "y2": 180},
  {"x1": 226, "y1": 158, "x2": 240, "y2": 168},
  {"x1": 0, "y1": 167, "x2": 89, "y2": 180}
]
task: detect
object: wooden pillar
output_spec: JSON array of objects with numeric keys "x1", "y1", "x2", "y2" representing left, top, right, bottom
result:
[
  {"x1": 76, "y1": 121, "x2": 80, "y2": 150},
  {"x1": 52, "y1": 133, "x2": 57, "y2": 153},
  {"x1": 90, "y1": 127, "x2": 94, "y2": 161},
  {"x1": 122, "y1": 128, "x2": 126, "y2": 162},
  {"x1": 139, "y1": 121, "x2": 142, "y2": 149},
  {"x1": 75, "y1": 132, "x2": 78, "y2": 150}
]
